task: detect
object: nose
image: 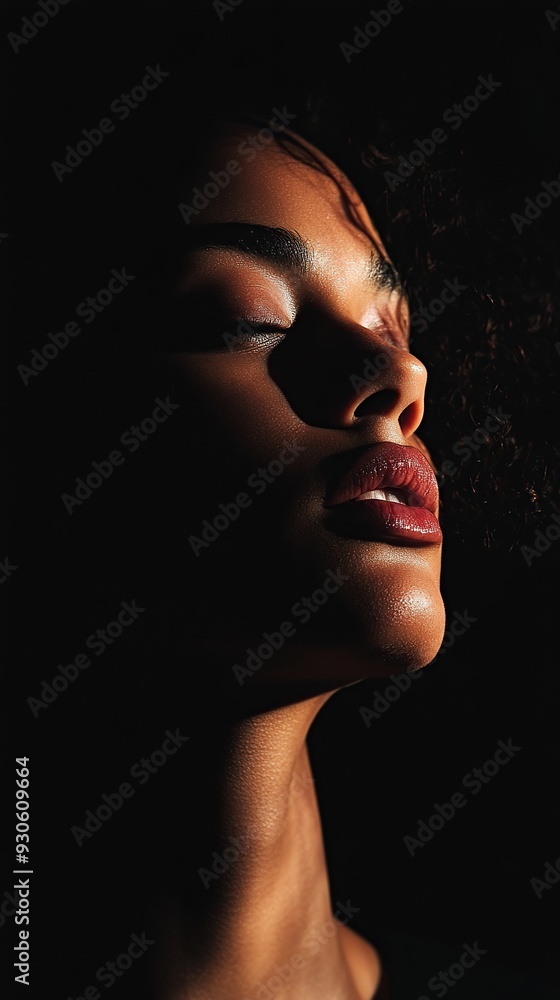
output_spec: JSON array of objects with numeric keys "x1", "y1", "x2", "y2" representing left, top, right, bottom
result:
[
  {"x1": 349, "y1": 341, "x2": 427, "y2": 439},
  {"x1": 267, "y1": 315, "x2": 428, "y2": 440}
]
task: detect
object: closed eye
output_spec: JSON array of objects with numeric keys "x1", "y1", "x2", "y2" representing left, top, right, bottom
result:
[
  {"x1": 162, "y1": 298, "x2": 290, "y2": 352},
  {"x1": 229, "y1": 319, "x2": 289, "y2": 342}
]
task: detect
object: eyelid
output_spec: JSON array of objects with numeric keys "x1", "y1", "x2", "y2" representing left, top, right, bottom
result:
[
  {"x1": 370, "y1": 321, "x2": 410, "y2": 352},
  {"x1": 388, "y1": 330, "x2": 410, "y2": 351},
  {"x1": 228, "y1": 319, "x2": 289, "y2": 347},
  {"x1": 236, "y1": 315, "x2": 409, "y2": 350},
  {"x1": 180, "y1": 256, "x2": 298, "y2": 317},
  {"x1": 234, "y1": 314, "x2": 292, "y2": 331},
  {"x1": 360, "y1": 298, "x2": 410, "y2": 350}
]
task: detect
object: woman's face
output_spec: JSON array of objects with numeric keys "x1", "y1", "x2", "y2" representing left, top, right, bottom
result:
[{"x1": 159, "y1": 123, "x2": 445, "y2": 688}]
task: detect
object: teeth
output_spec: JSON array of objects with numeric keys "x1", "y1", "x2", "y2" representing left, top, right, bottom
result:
[{"x1": 355, "y1": 488, "x2": 408, "y2": 504}]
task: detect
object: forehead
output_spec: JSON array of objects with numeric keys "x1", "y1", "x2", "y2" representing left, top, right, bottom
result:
[{"x1": 184, "y1": 123, "x2": 388, "y2": 269}]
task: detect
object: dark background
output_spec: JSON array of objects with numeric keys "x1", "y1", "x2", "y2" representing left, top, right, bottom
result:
[{"x1": 4, "y1": 0, "x2": 560, "y2": 996}]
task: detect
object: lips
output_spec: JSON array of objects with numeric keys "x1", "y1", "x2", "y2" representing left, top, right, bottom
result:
[{"x1": 324, "y1": 443, "x2": 442, "y2": 545}]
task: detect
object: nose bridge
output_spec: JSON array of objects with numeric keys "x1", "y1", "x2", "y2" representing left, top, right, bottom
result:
[
  {"x1": 267, "y1": 289, "x2": 428, "y2": 435},
  {"x1": 315, "y1": 301, "x2": 428, "y2": 435},
  {"x1": 313, "y1": 259, "x2": 425, "y2": 410}
]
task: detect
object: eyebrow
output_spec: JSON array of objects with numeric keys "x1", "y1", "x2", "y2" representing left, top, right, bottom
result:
[
  {"x1": 368, "y1": 251, "x2": 403, "y2": 294},
  {"x1": 183, "y1": 222, "x2": 313, "y2": 273},
  {"x1": 182, "y1": 222, "x2": 403, "y2": 295}
]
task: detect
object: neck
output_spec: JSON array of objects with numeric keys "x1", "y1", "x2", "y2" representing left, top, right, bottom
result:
[{"x1": 152, "y1": 694, "x2": 380, "y2": 999}]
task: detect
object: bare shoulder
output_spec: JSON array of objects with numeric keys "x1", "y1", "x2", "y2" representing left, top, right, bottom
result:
[{"x1": 338, "y1": 922, "x2": 384, "y2": 1000}]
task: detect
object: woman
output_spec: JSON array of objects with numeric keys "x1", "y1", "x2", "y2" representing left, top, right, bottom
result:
[
  {"x1": 13, "y1": 2, "x2": 559, "y2": 997},
  {"x1": 143, "y1": 117, "x2": 446, "y2": 999}
]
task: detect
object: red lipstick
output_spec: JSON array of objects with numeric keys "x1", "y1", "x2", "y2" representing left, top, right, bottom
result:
[{"x1": 324, "y1": 443, "x2": 442, "y2": 545}]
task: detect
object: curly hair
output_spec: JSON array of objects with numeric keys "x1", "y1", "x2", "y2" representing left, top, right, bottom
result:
[
  {"x1": 181, "y1": 0, "x2": 560, "y2": 583},
  {"x1": 13, "y1": 0, "x2": 559, "y2": 605}
]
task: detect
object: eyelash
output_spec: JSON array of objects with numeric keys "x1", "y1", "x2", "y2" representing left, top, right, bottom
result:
[
  {"x1": 228, "y1": 323, "x2": 410, "y2": 353},
  {"x1": 170, "y1": 306, "x2": 408, "y2": 354},
  {"x1": 225, "y1": 322, "x2": 287, "y2": 349}
]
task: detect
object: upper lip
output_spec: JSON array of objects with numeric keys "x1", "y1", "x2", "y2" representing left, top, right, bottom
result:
[{"x1": 324, "y1": 442, "x2": 440, "y2": 517}]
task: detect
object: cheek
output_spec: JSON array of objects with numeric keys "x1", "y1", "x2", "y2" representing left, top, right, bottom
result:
[
  {"x1": 164, "y1": 352, "x2": 298, "y2": 457},
  {"x1": 153, "y1": 352, "x2": 445, "y2": 679},
  {"x1": 159, "y1": 351, "x2": 306, "y2": 535}
]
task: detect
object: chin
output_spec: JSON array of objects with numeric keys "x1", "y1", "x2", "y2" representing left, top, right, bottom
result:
[
  {"x1": 356, "y1": 585, "x2": 447, "y2": 677},
  {"x1": 247, "y1": 581, "x2": 446, "y2": 691},
  {"x1": 278, "y1": 528, "x2": 446, "y2": 683}
]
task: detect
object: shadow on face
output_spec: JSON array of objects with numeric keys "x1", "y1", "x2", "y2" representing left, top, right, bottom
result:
[
  {"x1": 30, "y1": 122, "x2": 445, "y2": 727},
  {"x1": 136, "y1": 124, "x2": 445, "y2": 705}
]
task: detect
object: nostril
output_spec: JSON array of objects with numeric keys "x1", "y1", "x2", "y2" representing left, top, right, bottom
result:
[
  {"x1": 399, "y1": 401, "x2": 422, "y2": 435},
  {"x1": 354, "y1": 389, "x2": 399, "y2": 419}
]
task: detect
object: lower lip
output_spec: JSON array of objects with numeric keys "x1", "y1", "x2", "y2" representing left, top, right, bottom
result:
[{"x1": 325, "y1": 498, "x2": 443, "y2": 546}]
